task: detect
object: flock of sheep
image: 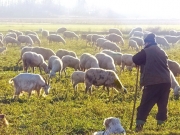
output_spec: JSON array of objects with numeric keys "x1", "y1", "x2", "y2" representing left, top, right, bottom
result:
[{"x1": 0, "y1": 26, "x2": 180, "y2": 101}]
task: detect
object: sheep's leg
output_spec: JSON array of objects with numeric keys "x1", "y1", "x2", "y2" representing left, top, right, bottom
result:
[
  {"x1": 85, "y1": 83, "x2": 91, "y2": 94},
  {"x1": 28, "y1": 92, "x2": 32, "y2": 98},
  {"x1": 14, "y1": 89, "x2": 20, "y2": 99},
  {"x1": 37, "y1": 90, "x2": 40, "y2": 97},
  {"x1": 120, "y1": 63, "x2": 125, "y2": 74}
]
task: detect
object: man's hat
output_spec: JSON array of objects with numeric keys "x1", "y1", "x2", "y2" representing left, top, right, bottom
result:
[{"x1": 144, "y1": 33, "x2": 156, "y2": 44}]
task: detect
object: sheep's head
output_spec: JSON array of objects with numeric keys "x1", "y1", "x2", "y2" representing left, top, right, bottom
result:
[
  {"x1": 114, "y1": 79, "x2": 127, "y2": 94},
  {"x1": 0, "y1": 114, "x2": 9, "y2": 127},
  {"x1": 42, "y1": 78, "x2": 50, "y2": 95}
]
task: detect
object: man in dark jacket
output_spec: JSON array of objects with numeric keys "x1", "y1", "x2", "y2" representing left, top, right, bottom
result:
[{"x1": 132, "y1": 33, "x2": 171, "y2": 132}]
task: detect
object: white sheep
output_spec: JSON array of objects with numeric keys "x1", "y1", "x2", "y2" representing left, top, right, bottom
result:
[
  {"x1": 170, "y1": 70, "x2": 180, "y2": 97},
  {"x1": 57, "y1": 27, "x2": 67, "y2": 33},
  {"x1": 91, "y1": 34, "x2": 104, "y2": 46},
  {"x1": 101, "y1": 41, "x2": 121, "y2": 52},
  {"x1": 5, "y1": 32, "x2": 17, "y2": 39},
  {"x1": 164, "y1": 35, "x2": 180, "y2": 46},
  {"x1": 27, "y1": 34, "x2": 41, "y2": 46},
  {"x1": 93, "y1": 117, "x2": 126, "y2": 135},
  {"x1": 109, "y1": 28, "x2": 123, "y2": 36},
  {"x1": 71, "y1": 71, "x2": 85, "y2": 92},
  {"x1": 63, "y1": 31, "x2": 79, "y2": 40},
  {"x1": 3, "y1": 36, "x2": 21, "y2": 46},
  {"x1": 169, "y1": 30, "x2": 177, "y2": 36},
  {"x1": 106, "y1": 33, "x2": 124, "y2": 46},
  {"x1": 56, "y1": 49, "x2": 77, "y2": 59},
  {"x1": 129, "y1": 37, "x2": 144, "y2": 49},
  {"x1": 62, "y1": 55, "x2": 80, "y2": 76},
  {"x1": 133, "y1": 31, "x2": 144, "y2": 38},
  {"x1": 128, "y1": 39, "x2": 139, "y2": 52},
  {"x1": 95, "y1": 53, "x2": 116, "y2": 72},
  {"x1": 48, "y1": 55, "x2": 63, "y2": 79},
  {"x1": 85, "y1": 68, "x2": 127, "y2": 95},
  {"x1": 22, "y1": 52, "x2": 49, "y2": 74},
  {"x1": 41, "y1": 30, "x2": 49, "y2": 38},
  {"x1": 95, "y1": 38, "x2": 108, "y2": 50},
  {"x1": 9, "y1": 73, "x2": 50, "y2": 98},
  {"x1": 129, "y1": 27, "x2": 143, "y2": 37},
  {"x1": 79, "y1": 53, "x2": 99, "y2": 71},
  {"x1": 47, "y1": 34, "x2": 66, "y2": 45},
  {"x1": 155, "y1": 36, "x2": 170, "y2": 49},
  {"x1": 168, "y1": 59, "x2": 180, "y2": 76},
  {"x1": 18, "y1": 35, "x2": 34, "y2": 46},
  {"x1": 120, "y1": 54, "x2": 136, "y2": 73},
  {"x1": 0, "y1": 47, "x2": 7, "y2": 54},
  {"x1": 25, "y1": 30, "x2": 37, "y2": 36},
  {"x1": 101, "y1": 50, "x2": 123, "y2": 68}
]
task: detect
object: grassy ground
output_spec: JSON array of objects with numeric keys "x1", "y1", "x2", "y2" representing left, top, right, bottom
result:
[{"x1": 0, "y1": 24, "x2": 180, "y2": 135}]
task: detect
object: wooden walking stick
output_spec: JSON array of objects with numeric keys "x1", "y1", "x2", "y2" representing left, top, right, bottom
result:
[{"x1": 130, "y1": 66, "x2": 140, "y2": 130}]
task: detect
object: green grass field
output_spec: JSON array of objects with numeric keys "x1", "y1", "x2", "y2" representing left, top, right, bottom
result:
[{"x1": 0, "y1": 24, "x2": 180, "y2": 135}]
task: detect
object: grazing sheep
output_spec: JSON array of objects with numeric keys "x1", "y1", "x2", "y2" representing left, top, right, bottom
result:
[
  {"x1": 129, "y1": 37, "x2": 144, "y2": 49},
  {"x1": 164, "y1": 35, "x2": 180, "y2": 46},
  {"x1": 8, "y1": 30, "x2": 23, "y2": 36},
  {"x1": 61, "y1": 55, "x2": 80, "y2": 76},
  {"x1": 120, "y1": 54, "x2": 136, "y2": 73},
  {"x1": 79, "y1": 53, "x2": 99, "y2": 71},
  {"x1": 168, "y1": 59, "x2": 180, "y2": 76},
  {"x1": 31, "y1": 47, "x2": 56, "y2": 61},
  {"x1": 129, "y1": 27, "x2": 143, "y2": 37},
  {"x1": 0, "y1": 114, "x2": 9, "y2": 127},
  {"x1": 93, "y1": 117, "x2": 126, "y2": 135},
  {"x1": 109, "y1": 28, "x2": 123, "y2": 36},
  {"x1": 9, "y1": 73, "x2": 50, "y2": 98},
  {"x1": 156, "y1": 36, "x2": 170, "y2": 49},
  {"x1": 48, "y1": 55, "x2": 63, "y2": 78},
  {"x1": 101, "y1": 41, "x2": 121, "y2": 52},
  {"x1": 170, "y1": 70, "x2": 180, "y2": 98},
  {"x1": 91, "y1": 34, "x2": 104, "y2": 46},
  {"x1": 56, "y1": 49, "x2": 77, "y2": 59},
  {"x1": 27, "y1": 34, "x2": 41, "y2": 46},
  {"x1": 71, "y1": 71, "x2": 85, "y2": 92},
  {"x1": 5, "y1": 32, "x2": 17, "y2": 39},
  {"x1": 0, "y1": 47, "x2": 7, "y2": 54},
  {"x1": 57, "y1": 27, "x2": 67, "y2": 33},
  {"x1": 47, "y1": 34, "x2": 66, "y2": 45},
  {"x1": 3, "y1": 36, "x2": 21, "y2": 46},
  {"x1": 84, "y1": 68, "x2": 127, "y2": 95},
  {"x1": 169, "y1": 30, "x2": 177, "y2": 36},
  {"x1": 106, "y1": 33, "x2": 124, "y2": 45},
  {"x1": 63, "y1": 31, "x2": 79, "y2": 40},
  {"x1": 133, "y1": 31, "x2": 144, "y2": 38},
  {"x1": 25, "y1": 30, "x2": 37, "y2": 36},
  {"x1": 86, "y1": 34, "x2": 93, "y2": 45},
  {"x1": 18, "y1": 35, "x2": 34, "y2": 46},
  {"x1": 95, "y1": 53, "x2": 116, "y2": 72},
  {"x1": 128, "y1": 39, "x2": 139, "y2": 52},
  {"x1": 101, "y1": 50, "x2": 123, "y2": 67},
  {"x1": 22, "y1": 52, "x2": 49, "y2": 74},
  {"x1": 95, "y1": 38, "x2": 108, "y2": 50},
  {"x1": 41, "y1": 30, "x2": 49, "y2": 38}
]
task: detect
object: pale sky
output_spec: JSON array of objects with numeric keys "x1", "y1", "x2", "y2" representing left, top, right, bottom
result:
[{"x1": 60, "y1": 0, "x2": 180, "y2": 19}]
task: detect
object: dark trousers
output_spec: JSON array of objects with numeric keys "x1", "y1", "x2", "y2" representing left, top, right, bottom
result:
[{"x1": 136, "y1": 83, "x2": 171, "y2": 122}]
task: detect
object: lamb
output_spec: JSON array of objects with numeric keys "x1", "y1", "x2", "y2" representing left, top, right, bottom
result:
[
  {"x1": 101, "y1": 50, "x2": 123, "y2": 67},
  {"x1": 57, "y1": 27, "x2": 67, "y2": 33},
  {"x1": 9, "y1": 73, "x2": 50, "y2": 98},
  {"x1": 168, "y1": 59, "x2": 180, "y2": 76},
  {"x1": 170, "y1": 70, "x2": 180, "y2": 98},
  {"x1": 129, "y1": 27, "x2": 143, "y2": 37},
  {"x1": 0, "y1": 47, "x2": 7, "y2": 54},
  {"x1": 22, "y1": 52, "x2": 49, "y2": 74},
  {"x1": 93, "y1": 117, "x2": 126, "y2": 135},
  {"x1": 3, "y1": 36, "x2": 21, "y2": 46},
  {"x1": 56, "y1": 49, "x2": 77, "y2": 59},
  {"x1": 120, "y1": 54, "x2": 136, "y2": 73},
  {"x1": 48, "y1": 55, "x2": 63, "y2": 78},
  {"x1": 47, "y1": 34, "x2": 66, "y2": 45},
  {"x1": 128, "y1": 39, "x2": 139, "y2": 52},
  {"x1": 109, "y1": 28, "x2": 123, "y2": 36},
  {"x1": 79, "y1": 53, "x2": 99, "y2": 71},
  {"x1": 0, "y1": 114, "x2": 9, "y2": 127},
  {"x1": 129, "y1": 37, "x2": 144, "y2": 49},
  {"x1": 41, "y1": 30, "x2": 49, "y2": 38},
  {"x1": 155, "y1": 36, "x2": 170, "y2": 49},
  {"x1": 84, "y1": 68, "x2": 127, "y2": 95},
  {"x1": 95, "y1": 38, "x2": 108, "y2": 50},
  {"x1": 27, "y1": 34, "x2": 41, "y2": 46},
  {"x1": 106, "y1": 33, "x2": 125, "y2": 45},
  {"x1": 164, "y1": 35, "x2": 180, "y2": 46},
  {"x1": 95, "y1": 53, "x2": 116, "y2": 72},
  {"x1": 71, "y1": 71, "x2": 85, "y2": 92},
  {"x1": 63, "y1": 31, "x2": 79, "y2": 40},
  {"x1": 133, "y1": 31, "x2": 144, "y2": 38},
  {"x1": 61, "y1": 55, "x2": 80, "y2": 76},
  {"x1": 101, "y1": 41, "x2": 121, "y2": 52},
  {"x1": 91, "y1": 34, "x2": 104, "y2": 46},
  {"x1": 31, "y1": 47, "x2": 56, "y2": 61},
  {"x1": 18, "y1": 35, "x2": 34, "y2": 46}
]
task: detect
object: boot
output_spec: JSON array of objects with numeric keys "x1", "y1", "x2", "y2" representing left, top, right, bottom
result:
[{"x1": 135, "y1": 120, "x2": 145, "y2": 132}]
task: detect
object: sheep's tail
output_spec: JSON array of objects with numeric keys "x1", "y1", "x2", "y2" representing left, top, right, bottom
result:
[{"x1": 9, "y1": 78, "x2": 14, "y2": 84}]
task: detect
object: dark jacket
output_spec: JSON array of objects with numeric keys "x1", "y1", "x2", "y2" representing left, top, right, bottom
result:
[{"x1": 132, "y1": 44, "x2": 171, "y2": 86}]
